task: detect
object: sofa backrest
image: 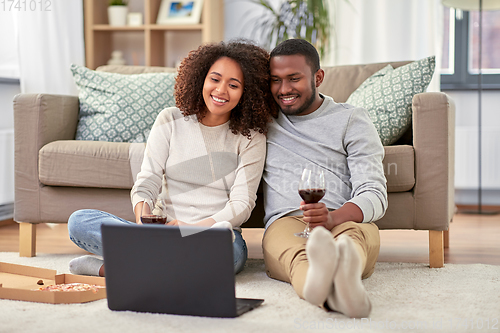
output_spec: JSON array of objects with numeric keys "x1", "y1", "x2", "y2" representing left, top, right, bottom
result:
[
  {"x1": 97, "y1": 61, "x2": 412, "y2": 103},
  {"x1": 96, "y1": 61, "x2": 415, "y2": 145},
  {"x1": 319, "y1": 61, "x2": 412, "y2": 103},
  {"x1": 96, "y1": 65, "x2": 177, "y2": 74}
]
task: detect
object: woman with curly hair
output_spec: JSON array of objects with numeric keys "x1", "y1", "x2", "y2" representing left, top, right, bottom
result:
[{"x1": 67, "y1": 40, "x2": 277, "y2": 276}]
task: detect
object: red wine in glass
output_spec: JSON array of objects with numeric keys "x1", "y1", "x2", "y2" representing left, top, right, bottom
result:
[
  {"x1": 295, "y1": 169, "x2": 326, "y2": 238},
  {"x1": 141, "y1": 215, "x2": 167, "y2": 224},
  {"x1": 140, "y1": 198, "x2": 167, "y2": 224},
  {"x1": 299, "y1": 189, "x2": 326, "y2": 204}
]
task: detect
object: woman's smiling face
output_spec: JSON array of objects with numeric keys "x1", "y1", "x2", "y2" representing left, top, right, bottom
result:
[{"x1": 202, "y1": 56, "x2": 244, "y2": 126}]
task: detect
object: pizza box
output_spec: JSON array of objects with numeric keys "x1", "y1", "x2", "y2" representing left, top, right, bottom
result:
[{"x1": 0, "y1": 261, "x2": 106, "y2": 304}]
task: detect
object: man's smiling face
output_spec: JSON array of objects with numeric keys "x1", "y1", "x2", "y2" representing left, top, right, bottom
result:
[{"x1": 270, "y1": 54, "x2": 321, "y2": 116}]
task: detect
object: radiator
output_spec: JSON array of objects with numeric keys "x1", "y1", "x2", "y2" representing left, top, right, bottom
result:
[
  {"x1": 455, "y1": 127, "x2": 500, "y2": 189},
  {"x1": 0, "y1": 128, "x2": 14, "y2": 207}
]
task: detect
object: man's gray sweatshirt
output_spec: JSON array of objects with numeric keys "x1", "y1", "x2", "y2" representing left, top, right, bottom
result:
[{"x1": 263, "y1": 95, "x2": 388, "y2": 228}]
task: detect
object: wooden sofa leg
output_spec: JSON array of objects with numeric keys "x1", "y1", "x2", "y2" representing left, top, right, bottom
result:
[
  {"x1": 429, "y1": 230, "x2": 444, "y2": 268},
  {"x1": 19, "y1": 222, "x2": 37, "y2": 257}
]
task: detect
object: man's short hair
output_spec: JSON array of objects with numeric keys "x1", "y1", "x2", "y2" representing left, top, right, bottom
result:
[{"x1": 270, "y1": 39, "x2": 321, "y2": 74}]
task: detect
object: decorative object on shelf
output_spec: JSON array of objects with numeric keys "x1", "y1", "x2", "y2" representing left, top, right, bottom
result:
[
  {"x1": 156, "y1": 0, "x2": 204, "y2": 25},
  {"x1": 244, "y1": 0, "x2": 349, "y2": 59},
  {"x1": 442, "y1": 0, "x2": 500, "y2": 215},
  {"x1": 108, "y1": 0, "x2": 128, "y2": 26},
  {"x1": 107, "y1": 50, "x2": 126, "y2": 65},
  {"x1": 127, "y1": 12, "x2": 143, "y2": 26}
]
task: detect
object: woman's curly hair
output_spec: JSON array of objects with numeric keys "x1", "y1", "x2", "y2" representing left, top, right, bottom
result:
[{"x1": 175, "y1": 39, "x2": 278, "y2": 138}]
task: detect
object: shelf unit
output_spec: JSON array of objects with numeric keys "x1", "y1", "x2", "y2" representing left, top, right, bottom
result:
[{"x1": 83, "y1": 0, "x2": 224, "y2": 69}]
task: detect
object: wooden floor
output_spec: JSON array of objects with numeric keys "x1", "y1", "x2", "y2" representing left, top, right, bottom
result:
[{"x1": 0, "y1": 212, "x2": 499, "y2": 265}]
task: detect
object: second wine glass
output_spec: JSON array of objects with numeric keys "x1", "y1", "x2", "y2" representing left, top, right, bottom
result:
[{"x1": 294, "y1": 168, "x2": 326, "y2": 238}]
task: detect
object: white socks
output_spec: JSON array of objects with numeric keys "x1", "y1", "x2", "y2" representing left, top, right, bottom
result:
[
  {"x1": 303, "y1": 227, "x2": 339, "y2": 306},
  {"x1": 211, "y1": 221, "x2": 235, "y2": 242},
  {"x1": 303, "y1": 229, "x2": 372, "y2": 318},
  {"x1": 69, "y1": 255, "x2": 103, "y2": 276},
  {"x1": 326, "y1": 235, "x2": 372, "y2": 318}
]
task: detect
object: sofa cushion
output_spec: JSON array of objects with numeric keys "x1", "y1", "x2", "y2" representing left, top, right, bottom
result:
[
  {"x1": 39, "y1": 141, "x2": 414, "y2": 193},
  {"x1": 346, "y1": 56, "x2": 435, "y2": 145},
  {"x1": 383, "y1": 145, "x2": 415, "y2": 192},
  {"x1": 71, "y1": 64, "x2": 176, "y2": 143},
  {"x1": 39, "y1": 140, "x2": 145, "y2": 189},
  {"x1": 319, "y1": 61, "x2": 412, "y2": 103}
]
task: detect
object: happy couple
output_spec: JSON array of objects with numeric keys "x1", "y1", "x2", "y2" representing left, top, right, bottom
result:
[{"x1": 67, "y1": 38, "x2": 387, "y2": 319}]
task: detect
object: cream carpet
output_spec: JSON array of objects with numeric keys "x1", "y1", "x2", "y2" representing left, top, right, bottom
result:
[{"x1": 0, "y1": 252, "x2": 499, "y2": 333}]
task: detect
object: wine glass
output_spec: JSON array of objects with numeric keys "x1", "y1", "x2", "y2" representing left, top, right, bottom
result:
[
  {"x1": 140, "y1": 197, "x2": 168, "y2": 224},
  {"x1": 294, "y1": 168, "x2": 326, "y2": 238}
]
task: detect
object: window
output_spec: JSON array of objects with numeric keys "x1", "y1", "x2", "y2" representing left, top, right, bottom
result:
[{"x1": 441, "y1": 7, "x2": 500, "y2": 90}]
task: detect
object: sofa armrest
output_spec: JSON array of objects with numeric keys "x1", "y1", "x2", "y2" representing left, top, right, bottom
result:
[
  {"x1": 412, "y1": 92, "x2": 455, "y2": 230},
  {"x1": 13, "y1": 93, "x2": 79, "y2": 223}
]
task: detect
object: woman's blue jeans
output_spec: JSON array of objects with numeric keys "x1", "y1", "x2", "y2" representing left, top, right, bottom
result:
[{"x1": 68, "y1": 209, "x2": 248, "y2": 274}]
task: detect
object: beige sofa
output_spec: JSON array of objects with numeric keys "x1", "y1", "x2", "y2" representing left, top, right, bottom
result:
[{"x1": 14, "y1": 62, "x2": 455, "y2": 267}]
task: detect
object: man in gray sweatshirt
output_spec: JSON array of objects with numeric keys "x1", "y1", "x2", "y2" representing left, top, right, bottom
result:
[{"x1": 262, "y1": 39, "x2": 388, "y2": 318}]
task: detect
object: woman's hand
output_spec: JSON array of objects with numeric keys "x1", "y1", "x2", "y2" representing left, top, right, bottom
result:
[
  {"x1": 167, "y1": 219, "x2": 183, "y2": 226},
  {"x1": 167, "y1": 218, "x2": 216, "y2": 227},
  {"x1": 134, "y1": 201, "x2": 145, "y2": 224}
]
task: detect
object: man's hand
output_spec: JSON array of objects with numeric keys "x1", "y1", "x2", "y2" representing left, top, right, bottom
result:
[
  {"x1": 301, "y1": 201, "x2": 364, "y2": 231},
  {"x1": 301, "y1": 201, "x2": 336, "y2": 230}
]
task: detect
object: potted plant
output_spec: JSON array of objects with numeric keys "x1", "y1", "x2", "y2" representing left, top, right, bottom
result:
[
  {"x1": 246, "y1": 0, "x2": 348, "y2": 59},
  {"x1": 108, "y1": 0, "x2": 128, "y2": 26}
]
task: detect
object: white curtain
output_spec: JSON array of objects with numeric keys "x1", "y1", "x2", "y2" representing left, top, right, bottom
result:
[
  {"x1": 13, "y1": 0, "x2": 85, "y2": 95},
  {"x1": 329, "y1": 0, "x2": 443, "y2": 91},
  {"x1": 0, "y1": 11, "x2": 20, "y2": 79}
]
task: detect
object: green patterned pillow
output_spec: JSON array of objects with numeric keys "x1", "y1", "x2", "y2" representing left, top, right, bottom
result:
[
  {"x1": 71, "y1": 64, "x2": 176, "y2": 143},
  {"x1": 346, "y1": 56, "x2": 435, "y2": 145}
]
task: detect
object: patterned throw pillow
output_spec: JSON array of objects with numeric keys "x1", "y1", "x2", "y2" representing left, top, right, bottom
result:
[
  {"x1": 346, "y1": 56, "x2": 435, "y2": 145},
  {"x1": 71, "y1": 64, "x2": 176, "y2": 143}
]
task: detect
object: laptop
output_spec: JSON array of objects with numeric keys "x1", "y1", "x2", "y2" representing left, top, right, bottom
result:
[{"x1": 101, "y1": 223, "x2": 264, "y2": 317}]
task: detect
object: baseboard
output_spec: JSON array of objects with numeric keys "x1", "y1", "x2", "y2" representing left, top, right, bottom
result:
[
  {"x1": 455, "y1": 204, "x2": 500, "y2": 214},
  {"x1": 455, "y1": 189, "x2": 500, "y2": 206}
]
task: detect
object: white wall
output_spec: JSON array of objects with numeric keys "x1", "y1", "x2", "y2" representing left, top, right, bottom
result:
[
  {"x1": 0, "y1": 4, "x2": 19, "y2": 215},
  {"x1": 0, "y1": 80, "x2": 19, "y2": 210},
  {"x1": 0, "y1": 81, "x2": 18, "y2": 131},
  {"x1": 225, "y1": 0, "x2": 274, "y2": 44}
]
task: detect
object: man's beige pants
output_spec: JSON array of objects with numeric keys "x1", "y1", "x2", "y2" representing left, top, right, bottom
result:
[{"x1": 262, "y1": 216, "x2": 380, "y2": 299}]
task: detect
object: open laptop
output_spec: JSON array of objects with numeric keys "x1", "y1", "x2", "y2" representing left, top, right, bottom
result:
[{"x1": 101, "y1": 223, "x2": 264, "y2": 317}]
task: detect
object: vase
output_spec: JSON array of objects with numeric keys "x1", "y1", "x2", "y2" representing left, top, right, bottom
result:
[{"x1": 108, "y1": 6, "x2": 128, "y2": 26}]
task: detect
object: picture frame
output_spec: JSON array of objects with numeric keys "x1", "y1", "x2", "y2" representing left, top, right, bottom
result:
[{"x1": 156, "y1": 0, "x2": 204, "y2": 25}]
